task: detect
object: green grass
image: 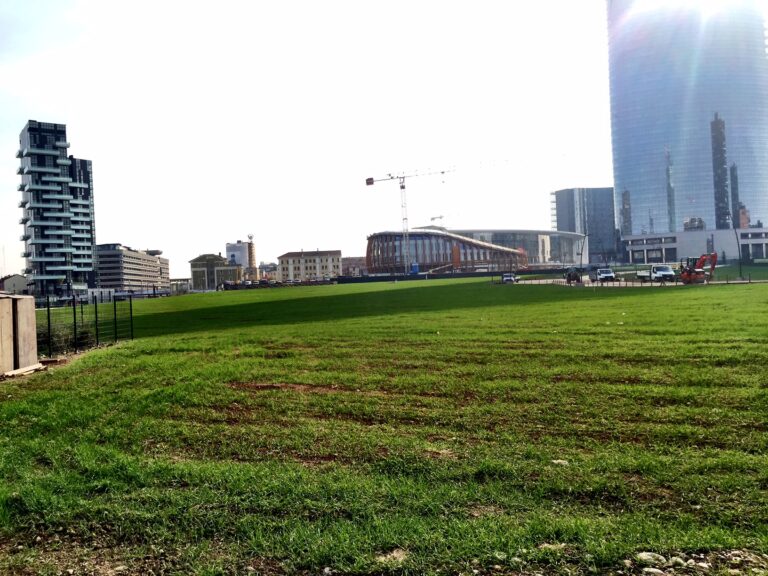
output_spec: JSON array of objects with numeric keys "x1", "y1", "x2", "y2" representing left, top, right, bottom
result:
[
  {"x1": 714, "y1": 263, "x2": 768, "y2": 281},
  {"x1": 1, "y1": 279, "x2": 767, "y2": 574}
]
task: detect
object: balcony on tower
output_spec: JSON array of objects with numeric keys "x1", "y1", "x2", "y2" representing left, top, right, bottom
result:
[
  {"x1": 47, "y1": 265, "x2": 76, "y2": 271},
  {"x1": 29, "y1": 274, "x2": 67, "y2": 281},
  {"x1": 25, "y1": 184, "x2": 62, "y2": 192},
  {"x1": 43, "y1": 210, "x2": 76, "y2": 219},
  {"x1": 20, "y1": 147, "x2": 61, "y2": 157},
  {"x1": 18, "y1": 199, "x2": 28, "y2": 208},
  {"x1": 55, "y1": 141, "x2": 70, "y2": 148},
  {"x1": 24, "y1": 166, "x2": 60, "y2": 175},
  {"x1": 29, "y1": 219, "x2": 64, "y2": 227}
]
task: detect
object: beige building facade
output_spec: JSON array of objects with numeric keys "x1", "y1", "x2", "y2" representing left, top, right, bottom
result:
[{"x1": 278, "y1": 250, "x2": 342, "y2": 282}]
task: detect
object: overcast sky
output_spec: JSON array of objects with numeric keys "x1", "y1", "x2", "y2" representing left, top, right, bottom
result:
[{"x1": 1, "y1": 0, "x2": 615, "y2": 278}]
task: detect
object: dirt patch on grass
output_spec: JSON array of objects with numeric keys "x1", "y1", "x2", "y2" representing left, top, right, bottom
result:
[
  {"x1": 467, "y1": 504, "x2": 505, "y2": 518},
  {"x1": 228, "y1": 381, "x2": 476, "y2": 403},
  {"x1": 623, "y1": 473, "x2": 678, "y2": 505},
  {"x1": 375, "y1": 548, "x2": 408, "y2": 565},
  {"x1": 425, "y1": 448, "x2": 457, "y2": 460},
  {"x1": 0, "y1": 539, "x2": 179, "y2": 576},
  {"x1": 0, "y1": 537, "x2": 287, "y2": 576},
  {"x1": 551, "y1": 373, "x2": 647, "y2": 386},
  {"x1": 229, "y1": 381, "x2": 388, "y2": 397},
  {"x1": 293, "y1": 453, "x2": 341, "y2": 468}
]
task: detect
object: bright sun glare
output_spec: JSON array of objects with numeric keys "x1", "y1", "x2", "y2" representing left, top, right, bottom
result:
[{"x1": 629, "y1": 0, "x2": 768, "y2": 21}]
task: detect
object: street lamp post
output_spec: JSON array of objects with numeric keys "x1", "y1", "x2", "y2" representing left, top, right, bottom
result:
[
  {"x1": 578, "y1": 234, "x2": 588, "y2": 281},
  {"x1": 733, "y1": 227, "x2": 743, "y2": 279}
]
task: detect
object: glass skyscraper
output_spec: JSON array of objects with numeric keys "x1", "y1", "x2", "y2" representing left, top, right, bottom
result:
[
  {"x1": 607, "y1": 0, "x2": 768, "y2": 235},
  {"x1": 551, "y1": 187, "x2": 617, "y2": 263}
]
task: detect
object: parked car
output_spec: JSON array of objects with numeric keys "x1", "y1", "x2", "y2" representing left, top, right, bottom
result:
[
  {"x1": 588, "y1": 268, "x2": 616, "y2": 283},
  {"x1": 502, "y1": 273, "x2": 519, "y2": 284}
]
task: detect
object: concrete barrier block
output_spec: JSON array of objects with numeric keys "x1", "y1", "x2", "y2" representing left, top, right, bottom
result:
[
  {"x1": 13, "y1": 296, "x2": 38, "y2": 370},
  {"x1": 0, "y1": 298, "x2": 12, "y2": 373}
]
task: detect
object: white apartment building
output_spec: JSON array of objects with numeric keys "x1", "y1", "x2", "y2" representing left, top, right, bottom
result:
[{"x1": 278, "y1": 250, "x2": 342, "y2": 282}]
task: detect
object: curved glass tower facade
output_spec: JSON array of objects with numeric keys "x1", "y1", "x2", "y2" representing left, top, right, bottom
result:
[{"x1": 607, "y1": 0, "x2": 768, "y2": 234}]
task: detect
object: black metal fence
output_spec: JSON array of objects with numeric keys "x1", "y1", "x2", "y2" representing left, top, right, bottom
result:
[{"x1": 35, "y1": 295, "x2": 134, "y2": 358}]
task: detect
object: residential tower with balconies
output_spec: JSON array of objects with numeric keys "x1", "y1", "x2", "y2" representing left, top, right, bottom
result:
[{"x1": 17, "y1": 120, "x2": 96, "y2": 296}]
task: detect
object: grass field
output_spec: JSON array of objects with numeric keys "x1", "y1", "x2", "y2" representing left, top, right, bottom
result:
[{"x1": 1, "y1": 279, "x2": 767, "y2": 575}]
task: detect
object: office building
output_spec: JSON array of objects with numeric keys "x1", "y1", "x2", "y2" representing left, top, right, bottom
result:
[
  {"x1": 550, "y1": 188, "x2": 617, "y2": 263},
  {"x1": 96, "y1": 244, "x2": 170, "y2": 293},
  {"x1": 607, "y1": 0, "x2": 768, "y2": 235},
  {"x1": 17, "y1": 121, "x2": 96, "y2": 296}
]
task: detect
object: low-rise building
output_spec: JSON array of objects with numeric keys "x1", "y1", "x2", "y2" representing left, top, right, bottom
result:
[
  {"x1": 278, "y1": 250, "x2": 342, "y2": 282},
  {"x1": 190, "y1": 254, "x2": 242, "y2": 290},
  {"x1": 170, "y1": 278, "x2": 191, "y2": 295},
  {"x1": 0, "y1": 274, "x2": 28, "y2": 294},
  {"x1": 622, "y1": 227, "x2": 768, "y2": 265},
  {"x1": 341, "y1": 256, "x2": 367, "y2": 277},
  {"x1": 96, "y1": 244, "x2": 170, "y2": 293},
  {"x1": 258, "y1": 262, "x2": 278, "y2": 280}
]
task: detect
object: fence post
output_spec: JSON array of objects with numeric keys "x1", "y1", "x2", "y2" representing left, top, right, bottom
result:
[
  {"x1": 113, "y1": 298, "x2": 118, "y2": 343},
  {"x1": 129, "y1": 295, "x2": 134, "y2": 340},
  {"x1": 47, "y1": 296, "x2": 52, "y2": 357},
  {"x1": 94, "y1": 294, "x2": 100, "y2": 346},
  {"x1": 72, "y1": 295, "x2": 78, "y2": 353}
]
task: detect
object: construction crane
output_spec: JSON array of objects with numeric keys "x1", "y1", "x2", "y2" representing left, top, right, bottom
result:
[{"x1": 365, "y1": 169, "x2": 451, "y2": 275}]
